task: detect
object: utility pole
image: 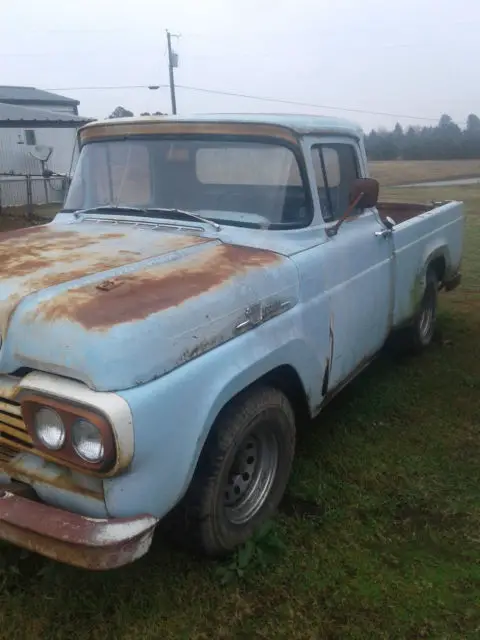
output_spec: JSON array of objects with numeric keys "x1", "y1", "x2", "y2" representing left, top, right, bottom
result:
[{"x1": 166, "y1": 30, "x2": 179, "y2": 115}]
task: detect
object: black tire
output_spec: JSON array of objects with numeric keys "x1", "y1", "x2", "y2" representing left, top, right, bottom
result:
[
  {"x1": 175, "y1": 386, "x2": 296, "y2": 557},
  {"x1": 403, "y1": 268, "x2": 438, "y2": 353}
]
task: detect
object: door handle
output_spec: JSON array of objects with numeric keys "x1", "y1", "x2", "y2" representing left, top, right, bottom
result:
[{"x1": 375, "y1": 228, "x2": 392, "y2": 238}]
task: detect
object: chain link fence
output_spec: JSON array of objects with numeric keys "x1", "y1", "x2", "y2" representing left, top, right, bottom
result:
[{"x1": 0, "y1": 174, "x2": 70, "y2": 214}]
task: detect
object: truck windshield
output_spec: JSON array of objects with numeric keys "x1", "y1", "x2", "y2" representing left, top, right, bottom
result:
[{"x1": 64, "y1": 138, "x2": 311, "y2": 228}]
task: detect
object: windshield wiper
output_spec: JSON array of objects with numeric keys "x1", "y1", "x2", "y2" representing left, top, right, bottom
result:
[
  {"x1": 145, "y1": 208, "x2": 221, "y2": 231},
  {"x1": 74, "y1": 205, "x2": 151, "y2": 217},
  {"x1": 74, "y1": 205, "x2": 221, "y2": 232}
]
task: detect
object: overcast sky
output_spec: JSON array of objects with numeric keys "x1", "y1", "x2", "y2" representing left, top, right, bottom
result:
[{"x1": 2, "y1": 0, "x2": 478, "y2": 131}]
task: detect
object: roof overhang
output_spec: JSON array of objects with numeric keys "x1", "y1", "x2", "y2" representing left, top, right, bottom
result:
[{"x1": 0, "y1": 120, "x2": 90, "y2": 128}]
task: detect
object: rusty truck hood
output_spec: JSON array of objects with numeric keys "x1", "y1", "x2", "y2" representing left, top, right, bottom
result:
[{"x1": 0, "y1": 221, "x2": 299, "y2": 391}]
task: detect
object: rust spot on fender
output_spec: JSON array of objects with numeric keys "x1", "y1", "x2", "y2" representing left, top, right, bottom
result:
[{"x1": 36, "y1": 243, "x2": 282, "y2": 330}]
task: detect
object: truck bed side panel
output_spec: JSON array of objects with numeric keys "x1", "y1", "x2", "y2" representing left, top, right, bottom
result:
[{"x1": 391, "y1": 201, "x2": 464, "y2": 327}]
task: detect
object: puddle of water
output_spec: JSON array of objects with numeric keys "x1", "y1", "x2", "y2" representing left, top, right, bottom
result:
[{"x1": 396, "y1": 177, "x2": 480, "y2": 188}]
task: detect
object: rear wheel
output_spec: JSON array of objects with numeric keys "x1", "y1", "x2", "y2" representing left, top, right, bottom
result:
[
  {"x1": 178, "y1": 386, "x2": 296, "y2": 556},
  {"x1": 403, "y1": 268, "x2": 438, "y2": 353}
]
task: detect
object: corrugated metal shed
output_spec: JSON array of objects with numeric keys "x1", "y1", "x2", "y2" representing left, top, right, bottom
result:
[
  {"x1": 0, "y1": 86, "x2": 79, "y2": 106},
  {"x1": 0, "y1": 103, "x2": 91, "y2": 126},
  {"x1": 0, "y1": 98, "x2": 90, "y2": 208}
]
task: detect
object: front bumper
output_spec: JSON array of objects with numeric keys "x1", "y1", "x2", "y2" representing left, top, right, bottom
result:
[{"x1": 0, "y1": 484, "x2": 158, "y2": 570}]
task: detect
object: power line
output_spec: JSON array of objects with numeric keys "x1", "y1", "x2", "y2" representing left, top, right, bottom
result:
[
  {"x1": 46, "y1": 84, "x2": 165, "y2": 91},
  {"x1": 175, "y1": 84, "x2": 445, "y2": 123},
  {"x1": 47, "y1": 83, "x2": 450, "y2": 124}
]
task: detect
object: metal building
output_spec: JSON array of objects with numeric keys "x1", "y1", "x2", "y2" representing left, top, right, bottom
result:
[{"x1": 0, "y1": 86, "x2": 91, "y2": 208}]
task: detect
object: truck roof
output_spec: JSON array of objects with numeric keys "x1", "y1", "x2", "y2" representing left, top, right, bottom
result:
[{"x1": 80, "y1": 113, "x2": 363, "y2": 140}]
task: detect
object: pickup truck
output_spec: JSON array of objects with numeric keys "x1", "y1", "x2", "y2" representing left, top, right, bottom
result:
[{"x1": 0, "y1": 114, "x2": 464, "y2": 570}]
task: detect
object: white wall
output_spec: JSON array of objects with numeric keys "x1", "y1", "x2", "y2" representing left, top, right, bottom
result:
[
  {"x1": 0, "y1": 125, "x2": 80, "y2": 207},
  {"x1": 0, "y1": 126, "x2": 79, "y2": 175}
]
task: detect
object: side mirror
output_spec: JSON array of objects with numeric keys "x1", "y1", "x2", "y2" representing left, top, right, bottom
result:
[{"x1": 349, "y1": 178, "x2": 379, "y2": 209}]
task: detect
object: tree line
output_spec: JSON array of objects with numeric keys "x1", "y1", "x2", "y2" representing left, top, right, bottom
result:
[
  {"x1": 108, "y1": 106, "x2": 164, "y2": 118},
  {"x1": 365, "y1": 114, "x2": 480, "y2": 161}
]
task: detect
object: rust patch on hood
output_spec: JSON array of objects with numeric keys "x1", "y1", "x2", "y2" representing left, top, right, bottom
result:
[
  {"x1": 0, "y1": 223, "x2": 212, "y2": 334},
  {"x1": 0, "y1": 225, "x2": 208, "y2": 281},
  {"x1": 0, "y1": 226, "x2": 97, "y2": 278},
  {"x1": 34, "y1": 243, "x2": 282, "y2": 330},
  {"x1": 0, "y1": 226, "x2": 124, "y2": 279}
]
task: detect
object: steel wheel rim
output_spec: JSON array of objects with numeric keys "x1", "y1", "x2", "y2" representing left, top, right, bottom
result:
[
  {"x1": 223, "y1": 423, "x2": 279, "y2": 526},
  {"x1": 419, "y1": 287, "x2": 435, "y2": 341}
]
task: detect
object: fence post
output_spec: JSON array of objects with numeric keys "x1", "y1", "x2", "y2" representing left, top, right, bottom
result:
[
  {"x1": 43, "y1": 177, "x2": 49, "y2": 205},
  {"x1": 26, "y1": 175, "x2": 33, "y2": 219}
]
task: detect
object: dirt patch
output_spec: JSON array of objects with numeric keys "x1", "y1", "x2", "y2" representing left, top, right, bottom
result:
[{"x1": 0, "y1": 215, "x2": 40, "y2": 233}]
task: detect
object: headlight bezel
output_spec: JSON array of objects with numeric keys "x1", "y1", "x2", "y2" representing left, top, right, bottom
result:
[{"x1": 21, "y1": 394, "x2": 116, "y2": 473}]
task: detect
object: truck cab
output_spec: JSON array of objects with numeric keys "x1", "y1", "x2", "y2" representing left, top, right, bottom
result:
[{"x1": 0, "y1": 115, "x2": 464, "y2": 569}]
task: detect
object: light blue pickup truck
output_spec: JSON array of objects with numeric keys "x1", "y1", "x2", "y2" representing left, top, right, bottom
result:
[{"x1": 0, "y1": 115, "x2": 464, "y2": 569}]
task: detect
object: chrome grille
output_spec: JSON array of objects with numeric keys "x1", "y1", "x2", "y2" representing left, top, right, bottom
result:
[{"x1": 0, "y1": 398, "x2": 33, "y2": 462}]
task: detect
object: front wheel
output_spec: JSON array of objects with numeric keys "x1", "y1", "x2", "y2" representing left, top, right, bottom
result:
[{"x1": 180, "y1": 386, "x2": 296, "y2": 556}]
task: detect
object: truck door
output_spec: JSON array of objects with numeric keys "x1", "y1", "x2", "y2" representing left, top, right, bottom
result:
[{"x1": 308, "y1": 138, "x2": 394, "y2": 391}]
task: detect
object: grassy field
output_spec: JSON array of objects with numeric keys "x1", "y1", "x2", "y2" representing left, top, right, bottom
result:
[
  {"x1": 370, "y1": 159, "x2": 480, "y2": 186},
  {"x1": 0, "y1": 178, "x2": 479, "y2": 638}
]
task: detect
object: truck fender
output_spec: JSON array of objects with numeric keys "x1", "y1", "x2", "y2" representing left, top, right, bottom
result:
[
  {"x1": 413, "y1": 242, "x2": 450, "y2": 310},
  {"x1": 183, "y1": 340, "x2": 316, "y2": 499},
  {"x1": 108, "y1": 320, "x2": 322, "y2": 520}
]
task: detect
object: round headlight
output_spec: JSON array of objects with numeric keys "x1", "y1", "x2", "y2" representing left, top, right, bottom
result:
[
  {"x1": 34, "y1": 408, "x2": 66, "y2": 450},
  {"x1": 72, "y1": 419, "x2": 105, "y2": 463}
]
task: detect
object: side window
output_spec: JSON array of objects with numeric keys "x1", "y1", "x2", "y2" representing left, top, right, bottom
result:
[
  {"x1": 24, "y1": 130, "x2": 37, "y2": 146},
  {"x1": 311, "y1": 144, "x2": 359, "y2": 222}
]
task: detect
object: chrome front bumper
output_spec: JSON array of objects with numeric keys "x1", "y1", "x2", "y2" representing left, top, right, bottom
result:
[{"x1": 0, "y1": 484, "x2": 158, "y2": 570}]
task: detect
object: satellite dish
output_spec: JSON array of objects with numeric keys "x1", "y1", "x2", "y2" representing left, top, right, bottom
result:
[{"x1": 29, "y1": 145, "x2": 53, "y2": 162}]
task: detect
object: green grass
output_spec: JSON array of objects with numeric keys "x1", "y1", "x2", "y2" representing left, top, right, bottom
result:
[
  {"x1": 370, "y1": 159, "x2": 480, "y2": 186},
  {"x1": 0, "y1": 185, "x2": 479, "y2": 639}
]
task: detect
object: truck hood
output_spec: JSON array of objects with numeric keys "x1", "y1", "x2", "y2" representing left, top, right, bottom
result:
[{"x1": 0, "y1": 221, "x2": 299, "y2": 391}]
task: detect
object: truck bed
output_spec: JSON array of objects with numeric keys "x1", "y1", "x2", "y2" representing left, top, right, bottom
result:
[
  {"x1": 377, "y1": 201, "x2": 439, "y2": 225},
  {"x1": 383, "y1": 199, "x2": 464, "y2": 328}
]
